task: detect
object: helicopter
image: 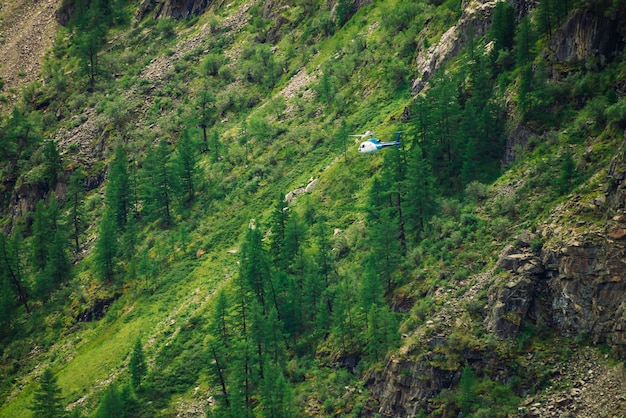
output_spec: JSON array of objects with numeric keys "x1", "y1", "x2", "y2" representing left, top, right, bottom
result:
[{"x1": 351, "y1": 131, "x2": 401, "y2": 154}]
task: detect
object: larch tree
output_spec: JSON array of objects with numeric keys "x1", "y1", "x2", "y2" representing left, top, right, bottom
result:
[
  {"x1": 30, "y1": 368, "x2": 63, "y2": 418},
  {"x1": 129, "y1": 338, "x2": 147, "y2": 389},
  {"x1": 66, "y1": 169, "x2": 86, "y2": 254},
  {"x1": 141, "y1": 139, "x2": 175, "y2": 226}
]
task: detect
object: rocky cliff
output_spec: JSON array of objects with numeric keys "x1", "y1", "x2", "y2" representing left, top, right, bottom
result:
[
  {"x1": 366, "y1": 1, "x2": 626, "y2": 416},
  {"x1": 135, "y1": 0, "x2": 214, "y2": 20}
]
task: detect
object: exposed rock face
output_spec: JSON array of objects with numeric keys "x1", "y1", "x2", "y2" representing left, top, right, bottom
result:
[
  {"x1": 136, "y1": 0, "x2": 213, "y2": 21},
  {"x1": 486, "y1": 132, "x2": 626, "y2": 355},
  {"x1": 412, "y1": 0, "x2": 501, "y2": 93},
  {"x1": 548, "y1": 6, "x2": 626, "y2": 65},
  {"x1": 366, "y1": 356, "x2": 457, "y2": 417}
]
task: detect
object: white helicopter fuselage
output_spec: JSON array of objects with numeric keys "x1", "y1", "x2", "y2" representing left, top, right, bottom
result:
[
  {"x1": 358, "y1": 139, "x2": 399, "y2": 154},
  {"x1": 358, "y1": 140, "x2": 380, "y2": 154}
]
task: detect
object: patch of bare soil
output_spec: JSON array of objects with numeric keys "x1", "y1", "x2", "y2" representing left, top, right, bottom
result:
[{"x1": 0, "y1": 0, "x2": 60, "y2": 97}]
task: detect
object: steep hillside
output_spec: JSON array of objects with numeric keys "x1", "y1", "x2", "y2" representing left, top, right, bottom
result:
[
  {"x1": 0, "y1": 0, "x2": 60, "y2": 99},
  {"x1": 1, "y1": 0, "x2": 626, "y2": 417}
]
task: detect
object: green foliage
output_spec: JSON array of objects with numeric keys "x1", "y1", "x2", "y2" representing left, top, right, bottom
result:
[
  {"x1": 30, "y1": 368, "x2": 63, "y2": 418},
  {"x1": 95, "y1": 210, "x2": 118, "y2": 282},
  {"x1": 140, "y1": 139, "x2": 175, "y2": 226},
  {"x1": 129, "y1": 339, "x2": 147, "y2": 389},
  {"x1": 1, "y1": 0, "x2": 625, "y2": 416}
]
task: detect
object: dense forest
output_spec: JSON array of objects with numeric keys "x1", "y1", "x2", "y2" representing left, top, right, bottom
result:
[{"x1": 1, "y1": 0, "x2": 626, "y2": 416}]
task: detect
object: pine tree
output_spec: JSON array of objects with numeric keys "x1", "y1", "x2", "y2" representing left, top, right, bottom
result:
[
  {"x1": 0, "y1": 230, "x2": 29, "y2": 314},
  {"x1": 32, "y1": 197, "x2": 70, "y2": 301},
  {"x1": 427, "y1": 72, "x2": 462, "y2": 191},
  {"x1": 173, "y1": 129, "x2": 199, "y2": 206},
  {"x1": 240, "y1": 225, "x2": 272, "y2": 311},
  {"x1": 195, "y1": 88, "x2": 216, "y2": 150},
  {"x1": 268, "y1": 197, "x2": 289, "y2": 266},
  {"x1": 95, "y1": 384, "x2": 123, "y2": 418},
  {"x1": 106, "y1": 146, "x2": 131, "y2": 230},
  {"x1": 95, "y1": 210, "x2": 117, "y2": 282},
  {"x1": 30, "y1": 368, "x2": 63, "y2": 418},
  {"x1": 129, "y1": 339, "x2": 147, "y2": 389},
  {"x1": 141, "y1": 139, "x2": 175, "y2": 226},
  {"x1": 404, "y1": 144, "x2": 438, "y2": 238},
  {"x1": 67, "y1": 169, "x2": 86, "y2": 254},
  {"x1": 459, "y1": 362, "x2": 477, "y2": 414},
  {"x1": 69, "y1": 0, "x2": 112, "y2": 88},
  {"x1": 489, "y1": 1, "x2": 516, "y2": 53},
  {"x1": 258, "y1": 360, "x2": 295, "y2": 418},
  {"x1": 31, "y1": 199, "x2": 50, "y2": 272},
  {"x1": 515, "y1": 17, "x2": 534, "y2": 67},
  {"x1": 42, "y1": 140, "x2": 61, "y2": 192},
  {"x1": 536, "y1": 0, "x2": 553, "y2": 37}
]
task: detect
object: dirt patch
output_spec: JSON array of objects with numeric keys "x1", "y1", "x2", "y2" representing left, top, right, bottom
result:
[{"x1": 0, "y1": 0, "x2": 60, "y2": 97}]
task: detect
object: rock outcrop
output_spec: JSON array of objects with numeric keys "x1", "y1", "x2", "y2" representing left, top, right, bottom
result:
[
  {"x1": 547, "y1": 4, "x2": 626, "y2": 65},
  {"x1": 135, "y1": 0, "x2": 213, "y2": 21},
  {"x1": 486, "y1": 132, "x2": 626, "y2": 355},
  {"x1": 412, "y1": 0, "x2": 501, "y2": 94}
]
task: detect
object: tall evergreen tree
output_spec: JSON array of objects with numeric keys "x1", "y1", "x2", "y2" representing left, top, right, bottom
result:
[
  {"x1": 515, "y1": 17, "x2": 534, "y2": 67},
  {"x1": 95, "y1": 384, "x2": 123, "y2": 418},
  {"x1": 95, "y1": 210, "x2": 118, "y2": 282},
  {"x1": 173, "y1": 129, "x2": 199, "y2": 206},
  {"x1": 69, "y1": 0, "x2": 113, "y2": 88},
  {"x1": 404, "y1": 143, "x2": 438, "y2": 238},
  {"x1": 489, "y1": 1, "x2": 516, "y2": 53},
  {"x1": 32, "y1": 197, "x2": 71, "y2": 300},
  {"x1": 0, "y1": 271, "x2": 17, "y2": 339},
  {"x1": 240, "y1": 225, "x2": 273, "y2": 311},
  {"x1": 42, "y1": 140, "x2": 62, "y2": 192},
  {"x1": 67, "y1": 169, "x2": 86, "y2": 254},
  {"x1": 258, "y1": 360, "x2": 295, "y2": 418},
  {"x1": 31, "y1": 199, "x2": 50, "y2": 272},
  {"x1": 141, "y1": 139, "x2": 175, "y2": 226},
  {"x1": 129, "y1": 339, "x2": 147, "y2": 389},
  {"x1": 427, "y1": 72, "x2": 462, "y2": 191},
  {"x1": 195, "y1": 88, "x2": 216, "y2": 151},
  {"x1": 0, "y1": 230, "x2": 29, "y2": 314},
  {"x1": 30, "y1": 368, "x2": 63, "y2": 418},
  {"x1": 106, "y1": 146, "x2": 131, "y2": 230}
]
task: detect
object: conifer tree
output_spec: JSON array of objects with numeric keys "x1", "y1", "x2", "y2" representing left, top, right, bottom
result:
[
  {"x1": 427, "y1": 72, "x2": 462, "y2": 190},
  {"x1": 0, "y1": 272, "x2": 17, "y2": 339},
  {"x1": 42, "y1": 140, "x2": 61, "y2": 192},
  {"x1": 536, "y1": 0, "x2": 554, "y2": 36},
  {"x1": 207, "y1": 334, "x2": 230, "y2": 408},
  {"x1": 95, "y1": 210, "x2": 117, "y2": 282},
  {"x1": 0, "y1": 230, "x2": 29, "y2": 314},
  {"x1": 69, "y1": 0, "x2": 112, "y2": 88},
  {"x1": 95, "y1": 384, "x2": 123, "y2": 418},
  {"x1": 365, "y1": 304, "x2": 397, "y2": 363},
  {"x1": 30, "y1": 368, "x2": 63, "y2": 418},
  {"x1": 31, "y1": 199, "x2": 50, "y2": 272},
  {"x1": 129, "y1": 339, "x2": 147, "y2": 389},
  {"x1": 258, "y1": 360, "x2": 295, "y2": 418},
  {"x1": 515, "y1": 17, "x2": 534, "y2": 67},
  {"x1": 173, "y1": 129, "x2": 199, "y2": 206},
  {"x1": 489, "y1": 1, "x2": 515, "y2": 53},
  {"x1": 33, "y1": 197, "x2": 71, "y2": 300},
  {"x1": 141, "y1": 139, "x2": 175, "y2": 226},
  {"x1": 269, "y1": 197, "x2": 289, "y2": 266},
  {"x1": 240, "y1": 225, "x2": 272, "y2": 311},
  {"x1": 67, "y1": 169, "x2": 86, "y2": 254},
  {"x1": 404, "y1": 144, "x2": 438, "y2": 238},
  {"x1": 195, "y1": 88, "x2": 216, "y2": 150},
  {"x1": 106, "y1": 146, "x2": 131, "y2": 230}
]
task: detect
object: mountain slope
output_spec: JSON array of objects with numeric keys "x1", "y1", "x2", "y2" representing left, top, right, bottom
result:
[{"x1": 1, "y1": 0, "x2": 626, "y2": 417}]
